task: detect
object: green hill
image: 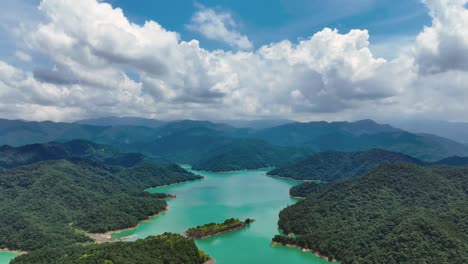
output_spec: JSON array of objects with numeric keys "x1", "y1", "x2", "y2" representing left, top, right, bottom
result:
[
  {"x1": 268, "y1": 149, "x2": 424, "y2": 182},
  {"x1": 0, "y1": 159, "x2": 201, "y2": 252},
  {"x1": 192, "y1": 139, "x2": 310, "y2": 172},
  {"x1": 11, "y1": 233, "x2": 210, "y2": 264},
  {"x1": 0, "y1": 140, "x2": 148, "y2": 168},
  {"x1": 274, "y1": 164, "x2": 468, "y2": 264}
]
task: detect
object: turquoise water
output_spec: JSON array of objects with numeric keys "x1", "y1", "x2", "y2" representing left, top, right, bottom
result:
[
  {"x1": 0, "y1": 252, "x2": 20, "y2": 264},
  {"x1": 114, "y1": 167, "x2": 334, "y2": 264}
]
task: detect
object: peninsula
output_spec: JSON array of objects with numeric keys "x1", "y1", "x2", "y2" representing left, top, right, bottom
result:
[{"x1": 185, "y1": 218, "x2": 255, "y2": 239}]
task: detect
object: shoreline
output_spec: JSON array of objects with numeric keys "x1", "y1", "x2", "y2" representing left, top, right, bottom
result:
[
  {"x1": 0, "y1": 248, "x2": 28, "y2": 255},
  {"x1": 148, "y1": 177, "x2": 206, "y2": 190},
  {"x1": 191, "y1": 167, "x2": 274, "y2": 174},
  {"x1": 88, "y1": 206, "x2": 170, "y2": 243},
  {"x1": 270, "y1": 241, "x2": 339, "y2": 263}
]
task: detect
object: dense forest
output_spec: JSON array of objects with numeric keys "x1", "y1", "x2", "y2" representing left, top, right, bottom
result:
[
  {"x1": 11, "y1": 233, "x2": 210, "y2": 264},
  {"x1": 269, "y1": 148, "x2": 468, "y2": 182},
  {"x1": 0, "y1": 159, "x2": 201, "y2": 251},
  {"x1": 268, "y1": 149, "x2": 424, "y2": 182},
  {"x1": 192, "y1": 139, "x2": 310, "y2": 172},
  {"x1": 0, "y1": 140, "x2": 149, "y2": 168},
  {"x1": 274, "y1": 164, "x2": 468, "y2": 263}
]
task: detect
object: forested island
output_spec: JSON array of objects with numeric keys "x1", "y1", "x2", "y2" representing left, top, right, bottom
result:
[
  {"x1": 0, "y1": 158, "x2": 202, "y2": 258},
  {"x1": 185, "y1": 218, "x2": 255, "y2": 239},
  {"x1": 11, "y1": 233, "x2": 211, "y2": 264},
  {"x1": 274, "y1": 164, "x2": 468, "y2": 263}
]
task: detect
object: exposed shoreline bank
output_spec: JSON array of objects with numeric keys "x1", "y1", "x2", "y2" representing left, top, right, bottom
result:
[
  {"x1": 0, "y1": 248, "x2": 28, "y2": 255},
  {"x1": 88, "y1": 206, "x2": 170, "y2": 243},
  {"x1": 270, "y1": 241, "x2": 338, "y2": 263}
]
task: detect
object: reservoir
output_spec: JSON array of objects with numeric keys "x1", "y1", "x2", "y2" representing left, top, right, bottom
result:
[{"x1": 113, "y1": 167, "x2": 335, "y2": 264}]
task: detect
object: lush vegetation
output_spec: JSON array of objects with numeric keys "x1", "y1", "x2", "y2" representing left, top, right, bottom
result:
[
  {"x1": 192, "y1": 139, "x2": 310, "y2": 172},
  {"x1": 2, "y1": 118, "x2": 468, "y2": 164},
  {"x1": 268, "y1": 149, "x2": 424, "y2": 182},
  {"x1": 289, "y1": 182, "x2": 322, "y2": 197},
  {"x1": 12, "y1": 233, "x2": 210, "y2": 264},
  {"x1": 253, "y1": 119, "x2": 468, "y2": 161},
  {"x1": 274, "y1": 164, "x2": 468, "y2": 263},
  {"x1": 185, "y1": 218, "x2": 254, "y2": 239},
  {"x1": 0, "y1": 140, "x2": 150, "y2": 168},
  {"x1": 0, "y1": 159, "x2": 201, "y2": 251}
]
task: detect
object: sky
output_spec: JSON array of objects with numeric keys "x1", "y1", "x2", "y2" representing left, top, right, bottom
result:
[{"x1": 0, "y1": 0, "x2": 467, "y2": 122}]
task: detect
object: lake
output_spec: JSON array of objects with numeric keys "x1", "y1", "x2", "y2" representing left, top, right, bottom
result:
[{"x1": 113, "y1": 167, "x2": 334, "y2": 264}]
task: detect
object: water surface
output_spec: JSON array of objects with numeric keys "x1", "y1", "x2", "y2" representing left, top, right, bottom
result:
[
  {"x1": 114, "y1": 167, "x2": 334, "y2": 264},
  {"x1": 0, "y1": 252, "x2": 20, "y2": 264}
]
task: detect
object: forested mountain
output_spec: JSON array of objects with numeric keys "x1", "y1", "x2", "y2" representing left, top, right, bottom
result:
[
  {"x1": 12, "y1": 233, "x2": 210, "y2": 264},
  {"x1": 0, "y1": 159, "x2": 201, "y2": 252},
  {"x1": 254, "y1": 119, "x2": 468, "y2": 161},
  {"x1": 268, "y1": 149, "x2": 424, "y2": 182},
  {"x1": 0, "y1": 140, "x2": 148, "y2": 168},
  {"x1": 274, "y1": 164, "x2": 468, "y2": 264},
  {"x1": 268, "y1": 148, "x2": 468, "y2": 183},
  {"x1": 2, "y1": 118, "x2": 468, "y2": 165},
  {"x1": 192, "y1": 139, "x2": 311, "y2": 172},
  {"x1": 389, "y1": 119, "x2": 468, "y2": 144}
]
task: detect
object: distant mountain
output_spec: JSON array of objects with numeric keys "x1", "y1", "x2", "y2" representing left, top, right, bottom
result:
[
  {"x1": 0, "y1": 159, "x2": 201, "y2": 252},
  {"x1": 192, "y1": 139, "x2": 311, "y2": 172},
  {"x1": 2, "y1": 118, "x2": 468, "y2": 165},
  {"x1": 431, "y1": 156, "x2": 468, "y2": 166},
  {"x1": 274, "y1": 163, "x2": 468, "y2": 263},
  {"x1": 76, "y1": 116, "x2": 168, "y2": 128},
  {"x1": 218, "y1": 119, "x2": 294, "y2": 129},
  {"x1": 268, "y1": 149, "x2": 424, "y2": 182},
  {"x1": 254, "y1": 119, "x2": 468, "y2": 161},
  {"x1": 0, "y1": 140, "x2": 151, "y2": 168},
  {"x1": 389, "y1": 119, "x2": 468, "y2": 144}
]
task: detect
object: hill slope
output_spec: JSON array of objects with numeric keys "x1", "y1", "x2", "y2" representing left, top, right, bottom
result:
[
  {"x1": 192, "y1": 139, "x2": 311, "y2": 172},
  {"x1": 255, "y1": 119, "x2": 468, "y2": 161},
  {"x1": 0, "y1": 159, "x2": 201, "y2": 252},
  {"x1": 274, "y1": 164, "x2": 468, "y2": 264},
  {"x1": 12, "y1": 233, "x2": 209, "y2": 264},
  {"x1": 268, "y1": 149, "x2": 424, "y2": 182},
  {"x1": 0, "y1": 140, "x2": 148, "y2": 168}
]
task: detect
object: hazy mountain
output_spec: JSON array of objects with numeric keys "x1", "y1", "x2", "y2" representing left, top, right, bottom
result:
[
  {"x1": 76, "y1": 116, "x2": 168, "y2": 128},
  {"x1": 389, "y1": 119, "x2": 468, "y2": 144},
  {"x1": 254, "y1": 119, "x2": 468, "y2": 161}
]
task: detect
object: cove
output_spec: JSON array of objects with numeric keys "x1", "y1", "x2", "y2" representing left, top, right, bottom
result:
[
  {"x1": 113, "y1": 167, "x2": 336, "y2": 264},
  {"x1": 0, "y1": 252, "x2": 20, "y2": 264}
]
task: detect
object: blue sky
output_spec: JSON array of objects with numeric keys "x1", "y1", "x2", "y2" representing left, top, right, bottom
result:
[{"x1": 105, "y1": 0, "x2": 431, "y2": 54}]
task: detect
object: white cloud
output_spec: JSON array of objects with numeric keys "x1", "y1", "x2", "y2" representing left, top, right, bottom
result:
[
  {"x1": 15, "y1": 51, "x2": 32, "y2": 62},
  {"x1": 0, "y1": 0, "x2": 467, "y2": 122},
  {"x1": 187, "y1": 7, "x2": 253, "y2": 50}
]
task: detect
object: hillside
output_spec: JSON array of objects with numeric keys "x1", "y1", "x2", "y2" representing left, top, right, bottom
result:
[
  {"x1": 268, "y1": 149, "x2": 424, "y2": 182},
  {"x1": 274, "y1": 164, "x2": 468, "y2": 264},
  {"x1": 11, "y1": 233, "x2": 210, "y2": 264},
  {"x1": 254, "y1": 120, "x2": 468, "y2": 161},
  {"x1": 2, "y1": 118, "x2": 468, "y2": 165},
  {"x1": 0, "y1": 140, "x2": 148, "y2": 168},
  {"x1": 192, "y1": 139, "x2": 310, "y2": 172},
  {"x1": 0, "y1": 159, "x2": 201, "y2": 252}
]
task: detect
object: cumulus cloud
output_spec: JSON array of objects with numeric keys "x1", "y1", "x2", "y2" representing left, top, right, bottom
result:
[
  {"x1": 414, "y1": 0, "x2": 468, "y2": 74},
  {"x1": 187, "y1": 6, "x2": 253, "y2": 50},
  {"x1": 0, "y1": 0, "x2": 467, "y2": 122}
]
